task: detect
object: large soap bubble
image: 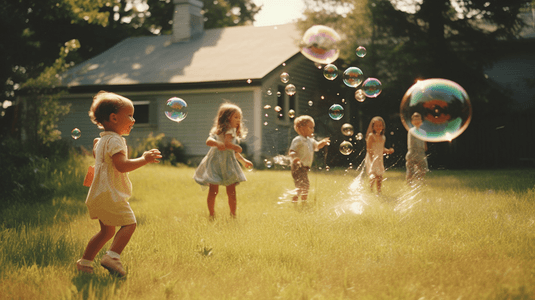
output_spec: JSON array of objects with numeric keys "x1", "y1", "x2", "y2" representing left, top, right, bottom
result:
[
  {"x1": 400, "y1": 78, "x2": 472, "y2": 142},
  {"x1": 362, "y1": 78, "x2": 382, "y2": 98},
  {"x1": 343, "y1": 67, "x2": 364, "y2": 88},
  {"x1": 165, "y1": 97, "x2": 188, "y2": 123},
  {"x1": 299, "y1": 25, "x2": 341, "y2": 64}
]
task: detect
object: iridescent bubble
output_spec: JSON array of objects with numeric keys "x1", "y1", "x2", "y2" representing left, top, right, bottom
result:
[
  {"x1": 274, "y1": 106, "x2": 282, "y2": 112},
  {"x1": 354, "y1": 89, "x2": 366, "y2": 102},
  {"x1": 343, "y1": 67, "x2": 364, "y2": 88},
  {"x1": 328, "y1": 104, "x2": 344, "y2": 120},
  {"x1": 400, "y1": 78, "x2": 472, "y2": 142},
  {"x1": 341, "y1": 123, "x2": 354, "y2": 136},
  {"x1": 323, "y1": 64, "x2": 338, "y2": 80},
  {"x1": 280, "y1": 72, "x2": 290, "y2": 83},
  {"x1": 71, "y1": 128, "x2": 81, "y2": 140},
  {"x1": 339, "y1": 141, "x2": 353, "y2": 155},
  {"x1": 356, "y1": 46, "x2": 367, "y2": 58},
  {"x1": 355, "y1": 132, "x2": 364, "y2": 140},
  {"x1": 285, "y1": 84, "x2": 296, "y2": 96},
  {"x1": 362, "y1": 78, "x2": 382, "y2": 98},
  {"x1": 308, "y1": 101, "x2": 313, "y2": 106},
  {"x1": 288, "y1": 109, "x2": 296, "y2": 119},
  {"x1": 299, "y1": 25, "x2": 341, "y2": 64},
  {"x1": 164, "y1": 97, "x2": 188, "y2": 123}
]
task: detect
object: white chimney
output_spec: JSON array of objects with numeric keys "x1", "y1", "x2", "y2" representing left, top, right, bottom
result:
[{"x1": 172, "y1": 0, "x2": 204, "y2": 43}]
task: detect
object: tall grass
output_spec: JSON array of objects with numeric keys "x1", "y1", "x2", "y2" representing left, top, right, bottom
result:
[{"x1": 1, "y1": 162, "x2": 534, "y2": 299}]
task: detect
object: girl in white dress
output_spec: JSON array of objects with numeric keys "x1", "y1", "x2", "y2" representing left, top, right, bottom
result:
[
  {"x1": 365, "y1": 116, "x2": 394, "y2": 194},
  {"x1": 76, "y1": 91, "x2": 162, "y2": 277},
  {"x1": 194, "y1": 103, "x2": 253, "y2": 218}
]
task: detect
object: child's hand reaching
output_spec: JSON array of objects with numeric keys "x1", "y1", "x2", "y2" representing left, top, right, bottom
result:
[
  {"x1": 386, "y1": 148, "x2": 394, "y2": 155},
  {"x1": 318, "y1": 137, "x2": 330, "y2": 149},
  {"x1": 143, "y1": 149, "x2": 162, "y2": 163},
  {"x1": 216, "y1": 141, "x2": 226, "y2": 151}
]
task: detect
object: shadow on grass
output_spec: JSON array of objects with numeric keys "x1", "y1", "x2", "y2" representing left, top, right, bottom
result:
[{"x1": 71, "y1": 272, "x2": 125, "y2": 299}]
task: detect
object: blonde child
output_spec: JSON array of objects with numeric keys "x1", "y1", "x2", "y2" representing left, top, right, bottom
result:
[
  {"x1": 365, "y1": 116, "x2": 394, "y2": 194},
  {"x1": 289, "y1": 115, "x2": 330, "y2": 202},
  {"x1": 193, "y1": 102, "x2": 253, "y2": 218},
  {"x1": 76, "y1": 91, "x2": 162, "y2": 277},
  {"x1": 406, "y1": 112, "x2": 428, "y2": 184}
]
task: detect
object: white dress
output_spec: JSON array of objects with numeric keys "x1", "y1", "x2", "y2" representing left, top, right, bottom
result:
[
  {"x1": 365, "y1": 134, "x2": 386, "y2": 178},
  {"x1": 193, "y1": 128, "x2": 246, "y2": 187},
  {"x1": 85, "y1": 131, "x2": 136, "y2": 226}
]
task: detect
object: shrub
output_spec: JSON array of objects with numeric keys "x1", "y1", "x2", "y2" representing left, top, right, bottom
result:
[{"x1": 131, "y1": 133, "x2": 186, "y2": 166}]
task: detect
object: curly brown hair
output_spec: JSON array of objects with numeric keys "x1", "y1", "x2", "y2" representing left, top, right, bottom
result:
[{"x1": 88, "y1": 91, "x2": 132, "y2": 129}]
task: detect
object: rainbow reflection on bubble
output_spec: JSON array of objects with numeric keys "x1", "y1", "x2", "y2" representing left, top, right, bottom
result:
[
  {"x1": 165, "y1": 97, "x2": 188, "y2": 123},
  {"x1": 299, "y1": 25, "x2": 341, "y2": 64},
  {"x1": 323, "y1": 64, "x2": 338, "y2": 80},
  {"x1": 329, "y1": 104, "x2": 344, "y2": 120},
  {"x1": 362, "y1": 78, "x2": 382, "y2": 98},
  {"x1": 71, "y1": 128, "x2": 81, "y2": 140},
  {"x1": 343, "y1": 67, "x2": 364, "y2": 88},
  {"x1": 400, "y1": 78, "x2": 472, "y2": 142},
  {"x1": 356, "y1": 46, "x2": 367, "y2": 58}
]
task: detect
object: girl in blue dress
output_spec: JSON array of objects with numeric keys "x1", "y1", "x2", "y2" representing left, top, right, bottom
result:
[{"x1": 194, "y1": 102, "x2": 253, "y2": 218}]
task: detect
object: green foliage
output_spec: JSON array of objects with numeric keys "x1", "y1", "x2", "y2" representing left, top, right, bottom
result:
[{"x1": 131, "y1": 132, "x2": 186, "y2": 166}]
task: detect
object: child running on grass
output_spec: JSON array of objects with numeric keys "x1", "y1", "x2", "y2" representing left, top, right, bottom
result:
[
  {"x1": 289, "y1": 115, "x2": 330, "y2": 203},
  {"x1": 193, "y1": 102, "x2": 253, "y2": 218},
  {"x1": 76, "y1": 91, "x2": 162, "y2": 277},
  {"x1": 405, "y1": 112, "x2": 428, "y2": 185},
  {"x1": 365, "y1": 116, "x2": 394, "y2": 195}
]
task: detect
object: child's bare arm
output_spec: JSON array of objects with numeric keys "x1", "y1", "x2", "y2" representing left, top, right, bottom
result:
[
  {"x1": 224, "y1": 134, "x2": 242, "y2": 153},
  {"x1": 317, "y1": 137, "x2": 330, "y2": 149},
  {"x1": 112, "y1": 149, "x2": 162, "y2": 173},
  {"x1": 206, "y1": 136, "x2": 226, "y2": 151},
  {"x1": 235, "y1": 152, "x2": 253, "y2": 168},
  {"x1": 289, "y1": 150, "x2": 302, "y2": 167}
]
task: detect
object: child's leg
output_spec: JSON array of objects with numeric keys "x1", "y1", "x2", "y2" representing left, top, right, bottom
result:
[
  {"x1": 226, "y1": 183, "x2": 237, "y2": 217},
  {"x1": 207, "y1": 184, "x2": 219, "y2": 217},
  {"x1": 108, "y1": 223, "x2": 137, "y2": 255},
  {"x1": 376, "y1": 176, "x2": 383, "y2": 194},
  {"x1": 82, "y1": 220, "x2": 116, "y2": 261}
]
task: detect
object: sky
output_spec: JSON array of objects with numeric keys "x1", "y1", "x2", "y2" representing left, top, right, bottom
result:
[{"x1": 253, "y1": 0, "x2": 306, "y2": 26}]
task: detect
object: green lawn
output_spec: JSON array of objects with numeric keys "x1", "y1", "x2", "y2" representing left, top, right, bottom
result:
[{"x1": 1, "y1": 163, "x2": 534, "y2": 299}]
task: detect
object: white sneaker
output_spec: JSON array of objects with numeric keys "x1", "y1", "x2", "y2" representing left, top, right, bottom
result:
[{"x1": 100, "y1": 254, "x2": 126, "y2": 277}]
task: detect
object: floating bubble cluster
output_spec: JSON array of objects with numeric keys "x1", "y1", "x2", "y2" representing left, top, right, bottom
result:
[
  {"x1": 400, "y1": 78, "x2": 472, "y2": 142},
  {"x1": 71, "y1": 128, "x2": 81, "y2": 140},
  {"x1": 339, "y1": 141, "x2": 353, "y2": 155},
  {"x1": 299, "y1": 25, "x2": 341, "y2": 64},
  {"x1": 341, "y1": 123, "x2": 354, "y2": 136},
  {"x1": 355, "y1": 132, "x2": 364, "y2": 140},
  {"x1": 356, "y1": 46, "x2": 367, "y2": 58},
  {"x1": 329, "y1": 104, "x2": 344, "y2": 120},
  {"x1": 343, "y1": 67, "x2": 364, "y2": 88},
  {"x1": 362, "y1": 78, "x2": 382, "y2": 98},
  {"x1": 164, "y1": 97, "x2": 188, "y2": 123},
  {"x1": 323, "y1": 64, "x2": 338, "y2": 80}
]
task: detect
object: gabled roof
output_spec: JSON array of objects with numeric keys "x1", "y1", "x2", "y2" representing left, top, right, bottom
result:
[{"x1": 61, "y1": 23, "x2": 301, "y2": 87}]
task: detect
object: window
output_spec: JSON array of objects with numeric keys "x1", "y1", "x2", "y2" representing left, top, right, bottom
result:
[
  {"x1": 276, "y1": 85, "x2": 297, "y2": 124},
  {"x1": 132, "y1": 100, "x2": 150, "y2": 125}
]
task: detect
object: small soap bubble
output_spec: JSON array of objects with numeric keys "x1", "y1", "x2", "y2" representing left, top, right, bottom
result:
[
  {"x1": 329, "y1": 104, "x2": 344, "y2": 120},
  {"x1": 274, "y1": 106, "x2": 282, "y2": 112},
  {"x1": 355, "y1": 89, "x2": 366, "y2": 102},
  {"x1": 323, "y1": 64, "x2": 338, "y2": 80},
  {"x1": 339, "y1": 141, "x2": 353, "y2": 155},
  {"x1": 288, "y1": 109, "x2": 296, "y2": 118},
  {"x1": 264, "y1": 105, "x2": 271, "y2": 109},
  {"x1": 277, "y1": 91, "x2": 282, "y2": 97},
  {"x1": 264, "y1": 159, "x2": 273, "y2": 169},
  {"x1": 285, "y1": 84, "x2": 296, "y2": 96},
  {"x1": 280, "y1": 72, "x2": 290, "y2": 83},
  {"x1": 71, "y1": 128, "x2": 81, "y2": 140},
  {"x1": 343, "y1": 67, "x2": 364, "y2": 88},
  {"x1": 264, "y1": 121, "x2": 268, "y2": 126},
  {"x1": 400, "y1": 78, "x2": 472, "y2": 142},
  {"x1": 362, "y1": 78, "x2": 382, "y2": 98},
  {"x1": 355, "y1": 132, "x2": 364, "y2": 140},
  {"x1": 267, "y1": 89, "x2": 273, "y2": 96},
  {"x1": 164, "y1": 97, "x2": 188, "y2": 123},
  {"x1": 299, "y1": 25, "x2": 341, "y2": 64},
  {"x1": 308, "y1": 100, "x2": 313, "y2": 106},
  {"x1": 356, "y1": 46, "x2": 367, "y2": 58},
  {"x1": 341, "y1": 123, "x2": 354, "y2": 136},
  {"x1": 246, "y1": 79, "x2": 252, "y2": 84}
]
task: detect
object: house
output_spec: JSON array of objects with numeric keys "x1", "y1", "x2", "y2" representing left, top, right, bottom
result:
[{"x1": 56, "y1": 0, "x2": 327, "y2": 166}]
